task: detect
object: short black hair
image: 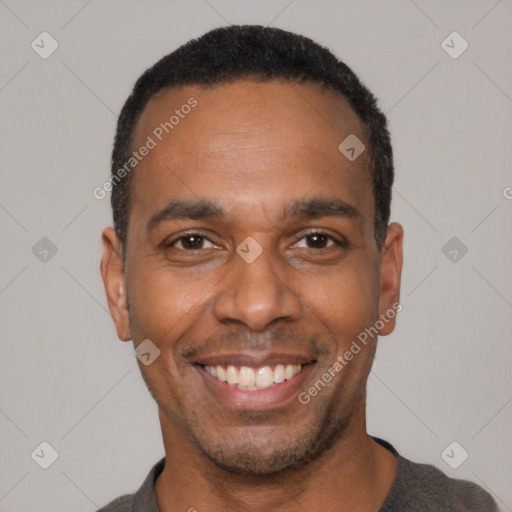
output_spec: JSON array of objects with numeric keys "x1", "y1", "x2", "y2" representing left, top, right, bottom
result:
[{"x1": 111, "y1": 25, "x2": 393, "y2": 261}]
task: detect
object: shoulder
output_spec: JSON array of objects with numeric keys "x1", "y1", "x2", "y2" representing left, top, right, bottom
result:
[
  {"x1": 95, "y1": 493, "x2": 134, "y2": 512},
  {"x1": 382, "y1": 454, "x2": 498, "y2": 511},
  {"x1": 94, "y1": 457, "x2": 165, "y2": 512}
]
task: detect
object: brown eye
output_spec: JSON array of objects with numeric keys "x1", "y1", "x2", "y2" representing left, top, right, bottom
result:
[
  {"x1": 306, "y1": 233, "x2": 330, "y2": 249},
  {"x1": 295, "y1": 232, "x2": 340, "y2": 249},
  {"x1": 169, "y1": 234, "x2": 215, "y2": 250}
]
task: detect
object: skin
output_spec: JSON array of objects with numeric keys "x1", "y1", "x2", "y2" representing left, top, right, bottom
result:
[{"x1": 101, "y1": 79, "x2": 404, "y2": 512}]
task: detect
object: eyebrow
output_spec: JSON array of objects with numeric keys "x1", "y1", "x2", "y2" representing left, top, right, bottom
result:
[
  {"x1": 285, "y1": 197, "x2": 359, "y2": 220},
  {"x1": 146, "y1": 199, "x2": 224, "y2": 234},
  {"x1": 146, "y1": 197, "x2": 360, "y2": 234}
]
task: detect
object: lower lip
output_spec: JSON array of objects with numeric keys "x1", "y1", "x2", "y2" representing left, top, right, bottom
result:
[{"x1": 196, "y1": 364, "x2": 315, "y2": 410}]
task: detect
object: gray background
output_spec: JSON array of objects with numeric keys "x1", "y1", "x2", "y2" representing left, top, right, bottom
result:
[{"x1": 1, "y1": 0, "x2": 511, "y2": 510}]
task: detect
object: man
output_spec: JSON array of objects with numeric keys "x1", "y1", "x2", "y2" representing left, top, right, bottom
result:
[{"x1": 98, "y1": 25, "x2": 497, "y2": 511}]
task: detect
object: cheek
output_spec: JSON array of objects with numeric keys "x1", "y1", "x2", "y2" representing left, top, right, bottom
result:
[
  {"x1": 129, "y1": 262, "x2": 218, "y2": 333},
  {"x1": 301, "y1": 257, "x2": 380, "y2": 348},
  {"x1": 126, "y1": 267, "x2": 210, "y2": 401}
]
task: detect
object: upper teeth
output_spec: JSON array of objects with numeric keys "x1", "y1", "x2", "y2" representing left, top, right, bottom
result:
[{"x1": 204, "y1": 364, "x2": 302, "y2": 391}]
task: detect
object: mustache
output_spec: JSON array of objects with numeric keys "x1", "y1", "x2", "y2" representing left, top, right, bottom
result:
[{"x1": 179, "y1": 325, "x2": 329, "y2": 360}]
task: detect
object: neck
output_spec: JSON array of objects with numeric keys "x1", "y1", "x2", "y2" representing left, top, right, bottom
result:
[{"x1": 155, "y1": 403, "x2": 397, "y2": 512}]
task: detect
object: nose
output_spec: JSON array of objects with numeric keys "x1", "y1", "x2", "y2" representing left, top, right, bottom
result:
[{"x1": 212, "y1": 244, "x2": 302, "y2": 331}]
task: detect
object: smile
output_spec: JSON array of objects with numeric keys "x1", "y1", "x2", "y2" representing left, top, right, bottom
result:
[
  {"x1": 193, "y1": 353, "x2": 316, "y2": 409},
  {"x1": 202, "y1": 364, "x2": 303, "y2": 391}
]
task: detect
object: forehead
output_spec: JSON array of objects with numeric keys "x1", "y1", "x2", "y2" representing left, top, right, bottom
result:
[
  {"x1": 134, "y1": 78, "x2": 365, "y2": 156},
  {"x1": 128, "y1": 79, "x2": 373, "y2": 232}
]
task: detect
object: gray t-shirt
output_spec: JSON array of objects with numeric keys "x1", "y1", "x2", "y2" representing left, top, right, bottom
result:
[{"x1": 97, "y1": 438, "x2": 498, "y2": 511}]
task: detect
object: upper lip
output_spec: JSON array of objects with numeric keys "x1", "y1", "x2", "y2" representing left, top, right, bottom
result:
[{"x1": 193, "y1": 352, "x2": 316, "y2": 368}]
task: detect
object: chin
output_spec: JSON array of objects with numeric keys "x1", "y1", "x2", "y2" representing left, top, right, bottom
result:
[
  {"x1": 188, "y1": 409, "x2": 350, "y2": 477},
  {"x1": 200, "y1": 437, "x2": 311, "y2": 476}
]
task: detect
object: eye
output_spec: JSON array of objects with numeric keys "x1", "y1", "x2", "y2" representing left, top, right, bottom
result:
[
  {"x1": 295, "y1": 231, "x2": 343, "y2": 250},
  {"x1": 167, "y1": 234, "x2": 216, "y2": 250}
]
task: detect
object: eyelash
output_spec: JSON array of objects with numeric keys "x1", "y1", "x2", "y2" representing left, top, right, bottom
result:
[{"x1": 166, "y1": 230, "x2": 347, "y2": 251}]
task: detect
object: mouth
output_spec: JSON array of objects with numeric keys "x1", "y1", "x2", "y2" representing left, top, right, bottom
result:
[
  {"x1": 193, "y1": 353, "x2": 316, "y2": 410},
  {"x1": 201, "y1": 363, "x2": 303, "y2": 391}
]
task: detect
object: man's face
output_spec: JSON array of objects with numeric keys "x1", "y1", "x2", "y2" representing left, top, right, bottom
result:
[{"x1": 102, "y1": 79, "x2": 402, "y2": 475}]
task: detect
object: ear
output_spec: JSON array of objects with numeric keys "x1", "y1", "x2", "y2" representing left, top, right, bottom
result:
[
  {"x1": 377, "y1": 222, "x2": 404, "y2": 336},
  {"x1": 100, "y1": 227, "x2": 132, "y2": 342}
]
